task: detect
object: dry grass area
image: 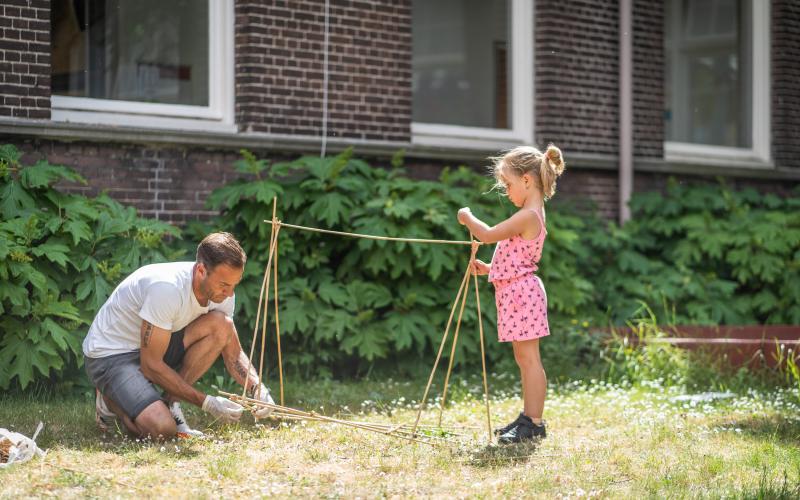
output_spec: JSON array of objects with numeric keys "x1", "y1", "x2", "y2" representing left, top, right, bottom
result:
[{"x1": 1, "y1": 378, "x2": 799, "y2": 498}]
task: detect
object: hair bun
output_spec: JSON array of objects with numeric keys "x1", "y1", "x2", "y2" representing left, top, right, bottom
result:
[{"x1": 545, "y1": 144, "x2": 565, "y2": 176}]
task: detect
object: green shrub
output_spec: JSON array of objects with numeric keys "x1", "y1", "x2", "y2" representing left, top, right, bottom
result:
[
  {"x1": 0, "y1": 144, "x2": 181, "y2": 389},
  {"x1": 186, "y1": 148, "x2": 597, "y2": 379},
  {"x1": 592, "y1": 179, "x2": 800, "y2": 325},
  {"x1": 6, "y1": 140, "x2": 797, "y2": 389},
  {"x1": 193, "y1": 150, "x2": 800, "y2": 381}
]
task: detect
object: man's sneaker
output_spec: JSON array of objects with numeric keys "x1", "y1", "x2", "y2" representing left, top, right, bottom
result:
[
  {"x1": 498, "y1": 415, "x2": 546, "y2": 444},
  {"x1": 95, "y1": 389, "x2": 118, "y2": 433},
  {"x1": 494, "y1": 412, "x2": 527, "y2": 436},
  {"x1": 169, "y1": 401, "x2": 205, "y2": 438}
]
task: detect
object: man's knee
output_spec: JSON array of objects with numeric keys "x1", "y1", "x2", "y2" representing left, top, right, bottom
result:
[
  {"x1": 207, "y1": 311, "x2": 234, "y2": 346},
  {"x1": 134, "y1": 401, "x2": 177, "y2": 440}
]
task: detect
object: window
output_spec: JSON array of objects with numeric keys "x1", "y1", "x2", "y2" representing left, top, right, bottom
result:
[
  {"x1": 411, "y1": 0, "x2": 533, "y2": 150},
  {"x1": 664, "y1": 0, "x2": 770, "y2": 166},
  {"x1": 50, "y1": 0, "x2": 233, "y2": 131}
]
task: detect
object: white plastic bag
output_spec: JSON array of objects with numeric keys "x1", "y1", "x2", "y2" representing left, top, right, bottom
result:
[{"x1": 0, "y1": 422, "x2": 45, "y2": 467}]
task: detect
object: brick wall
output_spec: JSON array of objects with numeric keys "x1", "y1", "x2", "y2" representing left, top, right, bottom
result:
[
  {"x1": 535, "y1": 0, "x2": 619, "y2": 156},
  {"x1": 235, "y1": 0, "x2": 412, "y2": 141},
  {"x1": 0, "y1": 0, "x2": 50, "y2": 119},
  {"x1": 559, "y1": 170, "x2": 619, "y2": 219},
  {"x1": 632, "y1": 0, "x2": 664, "y2": 158},
  {"x1": 772, "y1": 0, "x2": 800, "y2": 170},
  {"x1": 10, "y1": 138, "x2": 248, "y2": 225}
]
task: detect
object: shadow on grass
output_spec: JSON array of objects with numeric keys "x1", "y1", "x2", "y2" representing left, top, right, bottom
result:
[
  {"x1": 463, "y1": 440, "x2": 542, "y2": 468},
  {"x1": 716, "y1": 414, "x2": 800, "y2": 444}
]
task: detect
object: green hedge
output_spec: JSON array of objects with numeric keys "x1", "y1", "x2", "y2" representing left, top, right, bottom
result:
[
  {"x1": 188, "y1": 149, "x2": 800, "y2": 379},
  {"x1": 0, "y1": 145, "x2": 181, "y2": 389},
  {"x1": 592, "y1": 179, "x2": 800, "y2": 324},
  {"x1": 3, "y1": 143, "x2": 798, "y2": 388},
  {"x1": 182, "y1": 148, "x2": 596, "y2": 379}
]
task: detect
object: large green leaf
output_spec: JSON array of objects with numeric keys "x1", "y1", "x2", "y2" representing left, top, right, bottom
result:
[
  {"x1": 308, "y1": 192, "x2": 352, "y2": 227},
  {"x1": 75, "y1": 272, "x2": 114, "y2": 311},
  {"x1": 0, "y1": 279, "x2": 28, "y2": 306},
  {"x1": 0, "y1": 333, "x2": 62, "y2": 389},
  {"x1": 31, "y1": 240, "x2": 71, "y2": 268},
  {"x1": 63, "y1": 218, "x2": 93, "y2": 246},
  {"x1": 20, "y1": 160, "x2": 85, "y2": 189},
  {"x1": 0, "y1": 180, "x2": 36, "y2": 213}
]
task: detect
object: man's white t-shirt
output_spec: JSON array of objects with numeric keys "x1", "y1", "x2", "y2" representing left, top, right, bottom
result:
[{"x1": 82, "y1": 261, "x2": 235, "y2": 358}]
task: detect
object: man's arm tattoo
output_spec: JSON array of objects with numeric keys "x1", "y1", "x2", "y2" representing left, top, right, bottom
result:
[
  {"x1": 142, "y1": 321, "x2": 154, "y2": 347},
  {"x1": 233, "y1": 359, "x2": 248, "y2": 380},
  {"x1": 234, "y1": 359, "x2": 254, "y2": 394}
]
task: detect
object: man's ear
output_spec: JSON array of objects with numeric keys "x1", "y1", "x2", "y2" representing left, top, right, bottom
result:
[{"x1": 196, "y1": 262, "x2": 207, "y2": 278}]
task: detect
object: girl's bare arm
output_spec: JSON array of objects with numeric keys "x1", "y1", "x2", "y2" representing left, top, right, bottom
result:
[{"x1": 458, "y1": 208, "x2": 538, "y2": 244}]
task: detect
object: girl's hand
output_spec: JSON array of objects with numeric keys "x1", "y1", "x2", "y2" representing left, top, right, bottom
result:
[
  {"x1": 457, "y1": 207, "x2": 472, "y2": 225},
  {"x1": 471, "y1": 259, "x2": 490, "y2": 275}
]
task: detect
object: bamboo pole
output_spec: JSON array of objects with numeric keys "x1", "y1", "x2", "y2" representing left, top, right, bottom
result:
[
  {"x1": 437, "y1": 241, "x2": 479, "y2": 426},
  {"x1": 473, "y1": 259, "x2": 493, "y2": 443},
  {"x1": 256, "y1": 200, "x2": 280, "y2": 401},
  {"x1": 222, "y1": 392, "x2": 446, "y2": 446},
  {"x1": 264, "y1": 220, "x2": 480, "y2": 246},
  {"x1": 411, "y1": 254, "x2": 473, "y2": 436},
  {"x1": 437, "y1": 244, "x2": 478, "y2": 427},
  {"x1": 271, "y1": 201, "x2": 285, "y2": 406},
  {"x1": 242, "y1": 219, "x2": 276, "y2": 400},
  {"x1": 261, "y1": 411, "x2": 458, "y2": 444},
  {"x1": 264, "y1": 414, "x2": 472, "y2": 435}
]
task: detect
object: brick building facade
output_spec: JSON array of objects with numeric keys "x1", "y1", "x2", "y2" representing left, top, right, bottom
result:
[{"x1": 1, "y1": 0, "x2": 797, "y2": 224}]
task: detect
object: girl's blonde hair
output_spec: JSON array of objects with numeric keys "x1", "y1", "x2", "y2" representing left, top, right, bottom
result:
[{"x1": 491, "y1": 144, "x2": 566, "y2": 200}]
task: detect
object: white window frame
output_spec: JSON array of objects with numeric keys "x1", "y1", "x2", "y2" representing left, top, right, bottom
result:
[
  {"x1": 51, "y1": 0, "x2": 235, "y2": 133},
  {"x1": 664, "y1": 0, "x2": 771, "y2": 168},
  {"x1": 411, "y1": 0, "x2": 534, "y2": 150}
]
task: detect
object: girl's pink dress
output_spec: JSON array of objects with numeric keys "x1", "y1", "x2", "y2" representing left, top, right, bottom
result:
[{"x1": 488, "y1": 209, "x2": 550, "y2": 342}]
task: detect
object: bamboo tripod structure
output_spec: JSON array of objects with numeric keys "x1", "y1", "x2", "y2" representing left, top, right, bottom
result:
[{"x1": 233, "y1": 197, "x2": 493, "y2": 445}]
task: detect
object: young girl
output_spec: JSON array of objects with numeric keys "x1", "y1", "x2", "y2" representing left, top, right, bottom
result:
[{"x1": 457, "y1": 144, "x2": 565, "y2": 444}]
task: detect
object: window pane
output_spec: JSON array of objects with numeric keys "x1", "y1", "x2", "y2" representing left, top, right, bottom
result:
[
  {"x1": 412, "y1": 0, "x2": 510, "y2": 129},
  {"x1": 664, "y1": 0, "x2": 752, "y2": 147},
  {"x1": 52, "y1": 0, "x2": 209, "y2": 106}
]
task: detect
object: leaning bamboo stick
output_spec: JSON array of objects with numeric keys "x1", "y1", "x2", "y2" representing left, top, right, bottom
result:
[
  {"x1": 411, "y1": 258, "x2": 473, "y2": 436},
  {"x1": 473, "y1": 259, "x2": 493, "y2": 443},
  {"x1": 271, "y1": 200, "x2": 285, "y2": 406},
  {"x1": 242, "y1": 220, "x2": 276, "y2": 400},
  {"x1": 257, "y1": 210, "x2": 280, "y2": 401},
  {"x1": 437, "y1": 263, "x2": 471, "y2": 427}
]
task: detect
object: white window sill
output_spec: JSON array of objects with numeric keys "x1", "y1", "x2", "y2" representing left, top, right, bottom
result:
[
  {"x1": 664, "y1": 141, "x2": 774, "y2": 170},
  {"x1": 51, "y1": 108, "x2": 236, "y2": 134},
  {"x1": 411, "y1": 123, "x2": 531, "y2": 152}
]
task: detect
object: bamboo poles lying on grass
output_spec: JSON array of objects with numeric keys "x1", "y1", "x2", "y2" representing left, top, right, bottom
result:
[{"x1": 220, "y1": 391, "x2": 466, "y2": 447}]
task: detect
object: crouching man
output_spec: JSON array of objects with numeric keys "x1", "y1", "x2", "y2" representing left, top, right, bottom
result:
[{"x1": 82, "y1": 232, "x2": 273, "y2": 439}]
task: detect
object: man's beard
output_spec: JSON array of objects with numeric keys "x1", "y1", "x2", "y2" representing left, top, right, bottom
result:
[{"x1": 199, "y1": 278, "x2": 216, "y2": 303}]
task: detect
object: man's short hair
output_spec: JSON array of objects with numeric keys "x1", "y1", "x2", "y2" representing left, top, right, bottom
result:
[{"x1": 196, "y1": 232, "x2": 247, "y2": 270}]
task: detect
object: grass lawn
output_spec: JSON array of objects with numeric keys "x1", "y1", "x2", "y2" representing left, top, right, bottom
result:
[{"x1": 1, "y1": 376, "x2": 799, "y2": 498}]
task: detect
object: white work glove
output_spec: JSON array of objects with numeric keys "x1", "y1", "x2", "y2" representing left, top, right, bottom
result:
[
  {"x1": 253, "y1": 383, "x2": 275, "y2": 419},
  {"x1": 201, "y1": 395, "x2": 244, "y2": 423}
]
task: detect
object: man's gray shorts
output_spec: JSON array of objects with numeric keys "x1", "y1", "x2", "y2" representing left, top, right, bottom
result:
[{"x1": 85, "y1": 330, "x2": 186, "y2": 420}]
